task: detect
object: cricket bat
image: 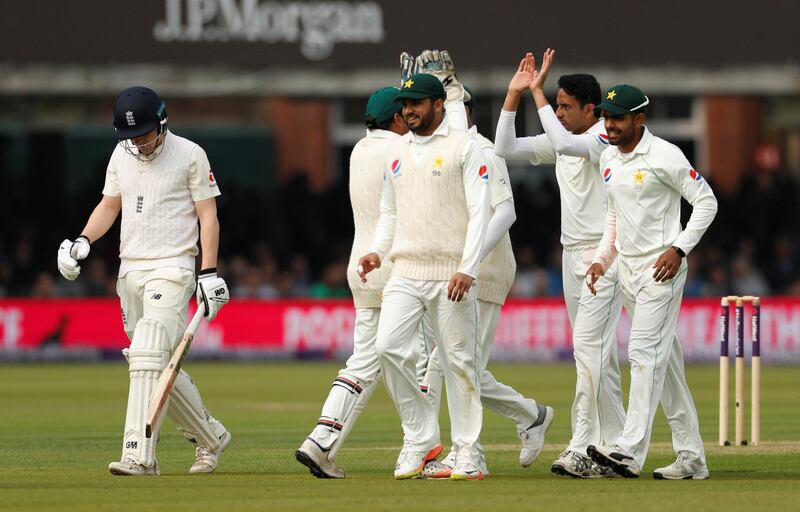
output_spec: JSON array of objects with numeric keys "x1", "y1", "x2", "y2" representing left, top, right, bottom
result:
[{"x1": 145, "y1": 305, "x2": 205, "y2": 438}]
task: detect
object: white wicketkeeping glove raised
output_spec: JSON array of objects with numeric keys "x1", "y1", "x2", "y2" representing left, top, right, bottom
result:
[
  {"x1": 196, "y1": 269, "x2": 230, "y2": 321},
  {"x1": 57, "y1": 236, "x2": 91, "y2": 281},
  {"x1": 400, "y1": 51, "x2": 416, "y2": 86},
  {"x1": 414, "y1": 49, "x2": 470, "y2": 104}
]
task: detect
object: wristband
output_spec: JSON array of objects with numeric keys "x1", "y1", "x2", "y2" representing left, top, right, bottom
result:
[{"x1": 199, "y1": 267, "x2": 218, "y2": 278}]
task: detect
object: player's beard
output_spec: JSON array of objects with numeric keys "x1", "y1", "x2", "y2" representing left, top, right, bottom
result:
[{"x1": 407, "y1": 107, "x2": 435, "y2": 134}]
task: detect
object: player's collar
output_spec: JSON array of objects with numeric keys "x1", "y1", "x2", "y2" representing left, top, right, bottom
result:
[
  {"x1": 468, "y1": 125, "x2": 478, "y2": 135},
  {"x1": 367, "y1": 128, "x2": 402, "y2": 139},
  {"x1": 631, "y1": 126, "x2": 653, "y2": 155},
  {"x1": 410, "y1": 117, "x2": 449, "y2": 144}
]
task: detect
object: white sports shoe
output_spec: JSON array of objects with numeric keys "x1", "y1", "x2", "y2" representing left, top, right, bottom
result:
[
  {"x1": 551, "y1": 449, "x2": 594, "y2": 477},
  {"x1": 295, "y1": 437, "x2": 346, "y2": 479},
  {"x1": 394, "y1": 443, "x2": 443, "y2": 480},
  {"x1": 190, "y1": 430, "x2": 231, "y2": 474},
  {"x1": 653, "y1": 454, "x2": 709, "y2": 480},
  {"x1": 441, "y1": 450, "x2": 456, "y2": 469},
  {"x1": 587, "y1": 444, "x2": 641, "y2": 478},
  {"x1": 518, "y1": 405, "x2": 554, "y2": 467},
  {"x1": 108, "y1": 457, "x2": 160, "y2": 476},
  {"x1": 441, "y1": 450, "x2": 490, "y2": 475},
  {"x1": 450, "y1": 461, "x2": 484, "y2": 481}
]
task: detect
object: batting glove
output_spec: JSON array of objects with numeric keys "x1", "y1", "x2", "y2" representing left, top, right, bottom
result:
[
  {"x1": 196, "y1": 268, "x2": 230, "y2": 321},
  {"x1": 57, "y1": 236, "x2": 90, "y2": 281}
]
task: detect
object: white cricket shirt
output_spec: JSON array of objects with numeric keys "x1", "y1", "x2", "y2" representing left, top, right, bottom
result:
[
  {"x1": 102, "y1": 131, "x2": 220, "y2": 277},
  {"x1": 593, "y1": 127, "x2": 717, "y2": 266},
  {"x1": 495, "y1": 109, "x2": 609, "y2": 249}
]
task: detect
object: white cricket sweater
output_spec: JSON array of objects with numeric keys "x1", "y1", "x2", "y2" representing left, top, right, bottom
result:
[
  {"x1": 372, "y1": 120, "x2": 489, "y2": 281},
  {"x1": 102, "y1": 131, "x2": 220, "y2": 277},
  {"x1": 471, "y1": 128, "x2": 516, "y2": 305},
  {"x1": 347, "y1": 129, "x2": 400, "y2": 308}
]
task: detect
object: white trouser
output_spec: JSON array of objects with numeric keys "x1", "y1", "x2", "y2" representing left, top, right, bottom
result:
[
  {"x1": 614, "y1": 255, "x2": 704, "y2": 467},
  {"x1": 476, "y1": 301, "x2": 539, "y2": 431},
  {"x1": 117, "y1": 267, "x2": 226, "y2": 465},
  {"x1": 310, "y1": 308, "x2": 430, "y2": 460},
  {"x1": 422, "y1": 301, "x2": 539, "y2": 429},
  {"x1": 376, "y1": 276, "x2": 482, "y2": 464},
  {"x1": 421, "y1": 300, "x2": 540, "y2": 468},
  {"x1": 563, "y1": 247, "x2": 625, "y2": 455}
]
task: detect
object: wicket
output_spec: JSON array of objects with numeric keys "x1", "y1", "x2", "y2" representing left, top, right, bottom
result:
[{"x1": 719, "y1": 295, "x2": 760, "y2": 446}]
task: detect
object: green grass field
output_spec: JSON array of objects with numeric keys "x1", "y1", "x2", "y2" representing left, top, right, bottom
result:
[{"x1": 1, "y1": 362, "x2": 798, "y2": 511}]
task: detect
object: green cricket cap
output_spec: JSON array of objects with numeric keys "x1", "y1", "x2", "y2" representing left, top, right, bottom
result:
[
  {"x1": 595, "y1": 84, "x2": 649, "y2": 116},
  {"x1": 395, "y1": 73, "x2": 446, "y2": 101},
  {"x1": 365, "y1": 87, "x2": 402, "y2": 125},
  {"x1": 464, "y1": 85, "x2": 474, "y2": 111}
]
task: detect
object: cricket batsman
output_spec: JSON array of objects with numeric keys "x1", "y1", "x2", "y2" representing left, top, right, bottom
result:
[
  {"x1": 56, "y1": 86, "x2": 231, "y2": 476},
  {"x1": 586, "y1": 84, "x2": 716, "y2": 479},
  {"x1": 295, "y1": 86, "x2": 409, "y2": 478}
]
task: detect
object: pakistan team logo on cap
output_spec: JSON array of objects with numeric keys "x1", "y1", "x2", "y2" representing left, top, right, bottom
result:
[{"x1": 403, "y1": 79, "x2": 414, "y2": 89}]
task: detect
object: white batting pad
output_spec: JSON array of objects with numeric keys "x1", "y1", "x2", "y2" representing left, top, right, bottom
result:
[
  {"x1": 327, "y1": 375, "x2": 379, "y2": 460},
  {"x1": 310, "y1": 374, "x2": 368, "y2": 451},
  {"x1": 121, "y1": 318, "x2": 170, "y2": 467},
  {"x1": 168, "y1": 369, "x2": 226, "y2": 450}
]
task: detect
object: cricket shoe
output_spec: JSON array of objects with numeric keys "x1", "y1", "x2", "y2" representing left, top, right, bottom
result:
[
  {"x1": 440, "y1": 449, "x2": 490, "y2": 476},
  {"x1": 518, "y1": 405, "x2": 554, "y2": 467},
  {"x1": 420, "y1": 460, "x2": 452, "y2": 479},
  {"x1": 295, "y1": 437, "x2": 345, "y2": 479},
  {"x1": 450, "y1": 461, "x2": 484, "y2": 481},
  {"x1": 551, "y1": 449, "x2": 594, "y2": 478},
  {"x1": 190, "y1": 430, "x2": 232, "y2": 474},
  {"x1": 394, "y1": 443, "x2": 443, "y2": 480},
  {"x1": 653, "y1": 454, "x2": 709, "y2": 480},
  {"x1": 587, "y1": 444, "x2": 640, "y2": 478},
  {"x1": 108, "y1": 457, "x2": 160, "y2": 476},
  {"x1": 441, "y1": 450, "x2": 456, "y2": 469}
]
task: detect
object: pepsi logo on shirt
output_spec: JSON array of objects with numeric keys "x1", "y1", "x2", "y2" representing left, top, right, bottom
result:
[
  {"x1": 479, "y1": 165, "x2": 488, "y2": 183},
  {"x1": 391, "y1": 159, "x2": 402, "y2": 177}
]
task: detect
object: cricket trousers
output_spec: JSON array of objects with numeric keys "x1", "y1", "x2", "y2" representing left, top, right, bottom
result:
[
  {"x1": 420, "y1": 300, "x2": 540, "y2": 468},
  {"x1": 613, "y1": 255, "x2": 706, "y2": 468},
  {"x1": 422, "y1": 300, "x2": 540, "y2": 431},
  {"x1": 563, "y1": 246, "x2": 626, "y2": 455},
  {"x1": 376, "y1": 275, "x2": 483, "y2": 465},
  {"x1": 117, "y1": 267, "x2": 226, "y2": 466}
]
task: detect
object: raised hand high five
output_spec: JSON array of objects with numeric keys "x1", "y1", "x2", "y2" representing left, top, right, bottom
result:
[{"x1": 530, "y1": 48, "x2": 555, "y2": 94}]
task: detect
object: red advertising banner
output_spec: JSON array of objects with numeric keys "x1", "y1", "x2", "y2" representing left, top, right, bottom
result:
[{"x1": 1, "y1": 298, "x2": 798, "y2": 362}]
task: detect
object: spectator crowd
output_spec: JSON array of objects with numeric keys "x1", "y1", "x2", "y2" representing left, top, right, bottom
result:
[{"x1": 2, "y1": 162, "x2": 799, "y2": 300}]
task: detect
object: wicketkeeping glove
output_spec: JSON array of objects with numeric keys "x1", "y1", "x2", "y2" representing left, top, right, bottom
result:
[
  {"x1": 57, "y1": 236, "x2": 90, "y2": 281},
  {"x1": 415, "y1": 49, "x2": 470, "y2": 104},
  {"x1": 400, "y1": 51, "x2": 416, "y2": 86},
  {"x1": 196, "y1": 268, "x2": 230, "y2": 321}
]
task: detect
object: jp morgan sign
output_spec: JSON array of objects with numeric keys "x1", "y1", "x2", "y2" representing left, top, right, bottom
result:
[{"x1": 153, "y1": 0, "x2": 385, "y2": 61}]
